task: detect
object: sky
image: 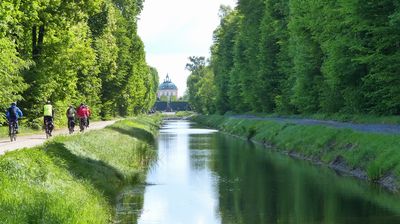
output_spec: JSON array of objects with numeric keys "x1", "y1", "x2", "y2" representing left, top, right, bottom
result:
[{"x1": 137, "y1": 0, "x2": 237, "y2": 97}]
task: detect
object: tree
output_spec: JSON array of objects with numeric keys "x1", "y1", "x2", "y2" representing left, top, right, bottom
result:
[
  {"x1": 211, "y1": 6, "x2": 236, "y2": 114},
  {"x1": 0, "y1": 38, "x2": 29, "y2": 123},
  {"x1": 186, "y1": 57, "x2": 206, "y2": 112},
  {"x1": 0, "y1": 0, "x2": 157, "y2": 124}
]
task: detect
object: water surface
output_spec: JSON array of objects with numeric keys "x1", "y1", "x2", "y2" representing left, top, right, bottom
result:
[{"x1": 134, "y1": 120, "x2": 400, "y2": 224}]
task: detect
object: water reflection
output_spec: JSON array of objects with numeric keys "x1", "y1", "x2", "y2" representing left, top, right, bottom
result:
[
  {"x1": 134, "y1": 120, "x2": 400, "y2": 224},
  {"x1": 137, "y1": 121, "x2": 221, "y2": 224},
  {"x1": 213, "y1": 134, "x2": 400, "y2": 224},
  {"x1": 115, "y1": 186, "x2": 145, "y2": 224}
]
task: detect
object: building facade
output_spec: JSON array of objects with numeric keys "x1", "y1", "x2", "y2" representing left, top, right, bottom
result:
[{"x1": 157, "y1": 74, "x2": 178, "y2": 100}]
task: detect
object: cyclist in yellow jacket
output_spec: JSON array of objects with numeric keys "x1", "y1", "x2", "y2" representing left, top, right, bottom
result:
[{"x1": 43, "y1": 101, "x2": 55, "y2": 136}]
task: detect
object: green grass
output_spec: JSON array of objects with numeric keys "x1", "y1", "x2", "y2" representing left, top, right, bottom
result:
[
  {"x1": 240, "y1": 112, "x2": 400, "y2": 124},
  {"x1": 194, "y1": 115, "x2": 400, "y2": 186},
  {"x1": 0, "y1": 116, "x2": 161, "y2": 223},
  {"x1": 175, "y1": 111, "x2": 195, "y2": 117}
]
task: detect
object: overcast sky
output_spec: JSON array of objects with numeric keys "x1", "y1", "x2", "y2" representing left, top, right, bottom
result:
[{"x1": 137, "y1": 0, "x2": 237, "y2": 97}]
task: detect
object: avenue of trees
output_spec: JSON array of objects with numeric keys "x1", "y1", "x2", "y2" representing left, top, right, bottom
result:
[
  {"x1": 0, "y1": 0, "x2": 158, "y2": 125},
  {"x1": 187, "y1": 0, "x2": 400, "y2": 115}
]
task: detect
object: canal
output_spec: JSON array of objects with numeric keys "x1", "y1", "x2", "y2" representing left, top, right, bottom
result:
[{"x1": 119, "y1": 120, "x2": 400, "y2": 224}]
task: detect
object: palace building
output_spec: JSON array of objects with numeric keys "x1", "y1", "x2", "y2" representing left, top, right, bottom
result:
[{"x1": 157, "y1": 74, "x2": 178, "y2": 100}]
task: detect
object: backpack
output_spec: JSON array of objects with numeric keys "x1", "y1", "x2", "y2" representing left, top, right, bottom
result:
[
  {"x1": 67, "y1": 108, "x2": 75, "y2": 117},
  {"x1": 79, "y1": 106, "x2": 88, "y2": 117},
  {"x1": 8, "y1": 107, "x2": 17, "y2": 120}
]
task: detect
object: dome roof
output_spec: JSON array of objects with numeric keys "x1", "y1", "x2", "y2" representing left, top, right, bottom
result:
[
  {"x1": 158, "y1": 74, "x2": 178, "y2": 90},
  {"x1": 159, "y1": 81, "x2": 177, "y2": 90}
]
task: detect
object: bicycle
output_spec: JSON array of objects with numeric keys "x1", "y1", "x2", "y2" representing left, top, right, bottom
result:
[
  {"x1": 68, "y1": 118, "x2": 75, "y2": 134},
  {"x1": 79, "y1": 117, "x2": 87, "y2": 132},
  {"x1": 8, "y1": 120, "x2": 17, "y2": 142},
  {"x1": 45, "y1": 120, "x2": 54, "y2": 139}
]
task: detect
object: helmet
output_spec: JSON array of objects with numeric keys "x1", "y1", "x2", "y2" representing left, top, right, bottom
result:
[
  {"x1": 11, "y1": 102, "x2": 16, "y2": 106},
  {"x1": 47, "y1": 101, "x2": 51, "y2": 104}
]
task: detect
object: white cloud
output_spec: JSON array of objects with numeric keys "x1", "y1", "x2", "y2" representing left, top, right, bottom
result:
[{"x1": 138, "y1": 0, "x2": 237, "y2": 97}]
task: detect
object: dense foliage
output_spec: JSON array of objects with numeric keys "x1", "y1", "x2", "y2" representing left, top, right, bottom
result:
[
  {"x1": 185, "y1": 56, "x2": 216, "y2": 114},
  {"x1": 187, "y1": 0, "x2": 400, "y2": 116},
  {"x1": 0, "y1": 0, "x2": 158, "y2": 124}
]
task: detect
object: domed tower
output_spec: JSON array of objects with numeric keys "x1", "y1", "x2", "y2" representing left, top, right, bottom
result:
[{"x1": 157, "y1": 74, "x2": 178, "y2": 100}]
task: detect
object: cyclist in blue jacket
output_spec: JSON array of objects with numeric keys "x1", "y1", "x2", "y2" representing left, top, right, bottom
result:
[{"x1": 6, "y1": 102, "x2": 23, "y2": 133}]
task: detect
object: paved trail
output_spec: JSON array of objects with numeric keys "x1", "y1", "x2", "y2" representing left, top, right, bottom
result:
[
  {"x1": 232, "y1": 115, "x2": 400, "y2": 134},
  {"x1": 0, "y1": 120, "x2": 117, "y2": 155}
]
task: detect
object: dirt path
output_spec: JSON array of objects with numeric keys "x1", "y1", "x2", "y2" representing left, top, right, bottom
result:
[
  {"x1": 0, "y1": 120, "x2": 117, "y2": 155},
  {"x1": 232, "y1": 115, "x2": 400, "y2": 134}
]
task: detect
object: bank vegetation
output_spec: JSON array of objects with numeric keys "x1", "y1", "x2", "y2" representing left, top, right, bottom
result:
[{"x1": 0, "y1": 116, "x2": 160, "y2": 223}]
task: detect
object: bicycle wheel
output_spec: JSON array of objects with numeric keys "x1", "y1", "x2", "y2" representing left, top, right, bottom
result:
[
  {"x1": 9, "y1": 122, "x2": 15, "y2": 142},
  {"x1": 79, "y1": 118, "x2": 86, "y2": 132},
  {"x1": 69, "y1": 120, "x2": 75, "y2": 134},
  {"x1": 9, "y1": 129, "x2": 14, "y2": 142},
  {"x1": 45, "y1": 122, "x2": 49, "y2": 138}
]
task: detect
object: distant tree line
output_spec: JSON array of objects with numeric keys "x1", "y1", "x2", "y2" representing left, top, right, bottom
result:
[
  {"x1": 0, "y1": 0, "x2": 158, "y2": 125},
  {"x1": 187, "y1": 0, "x2": 400, "y2": 115}
]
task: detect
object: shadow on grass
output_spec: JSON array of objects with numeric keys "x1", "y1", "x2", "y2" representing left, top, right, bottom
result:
[
  {"x1": 45, "y1": 142, "x2": 136, "y2": 202},
  {"x1": 107, "y1": 126, "x2": 155, "y2": 145}
]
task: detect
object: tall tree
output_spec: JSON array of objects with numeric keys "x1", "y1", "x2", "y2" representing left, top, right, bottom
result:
[
  {"x1": 211, "y1": 6, "x2": 237, "y2": 114},
  {"x1": 186, "y1": 56, "x2": 206, "y2": 112}
]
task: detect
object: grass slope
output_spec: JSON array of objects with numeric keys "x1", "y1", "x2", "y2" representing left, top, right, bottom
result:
[
  {"x1": 0, "y1": 116, "x2": 160, "y2": 223},
  {"x1": 194, "y1": 115, "x2": 400, "y2": 191}
]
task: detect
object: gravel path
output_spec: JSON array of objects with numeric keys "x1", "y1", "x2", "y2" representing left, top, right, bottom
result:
[
  {"x1": 232, "y1": 115, "x2": 400, "y2": 134},
  {"x1": 0, "y1": 120, "x2": 117, "y2": 155}
]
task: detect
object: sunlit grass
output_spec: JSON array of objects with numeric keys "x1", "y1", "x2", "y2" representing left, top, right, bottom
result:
[
  {"x1": 0, "y1": 117, "x2": 160, "y2": 223},
  {"x1": 243, "y1": 112, "x2": 400, "y2": 124}
]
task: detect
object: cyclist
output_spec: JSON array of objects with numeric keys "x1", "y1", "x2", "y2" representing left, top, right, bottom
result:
[
  {"x1": 85, "y1": 104, "x2": 91, "y2": 128},
  {"x1": 43, "y1": 101, "x2": 54, "y2": 136},
  {"x1": 6, "y1": 102, "x2": 23, "y2": 134},
  {"x1": 66, "y1": 105, "x2": 76, "y2": 133},
  {"x1": 76, "y1": 103, "x2": 89, "y2": 131}
]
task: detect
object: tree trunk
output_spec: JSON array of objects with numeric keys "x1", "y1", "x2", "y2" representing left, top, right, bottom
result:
[
  {"x1": 38, "y1": 25, "x2": 45, "y2": 51},
  {"x1": 32, "y1": 26, "x2": 37, "y2": 58},
  {"x1": 32, "y1": 25, "x2": 45, "y2": 59}
]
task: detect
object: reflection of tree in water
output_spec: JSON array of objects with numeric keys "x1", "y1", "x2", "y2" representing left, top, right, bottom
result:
[
  {"x1": 189, "y1": 134, "x2": 214, "y2": 171},
  {"x1": 115, "y1": 186, "x2": 145, "y2": 224},
  {"x1": 211, "y1": 134, "x2": 400, "y2": 224}
]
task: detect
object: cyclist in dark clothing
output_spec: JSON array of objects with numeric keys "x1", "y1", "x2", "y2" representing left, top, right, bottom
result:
[
  {"x1": 66, "y1": 105, "x2": 76, "y2": 133},
  {"x1": 6, "y1": 102, "x2": 23, "y2": 133}
]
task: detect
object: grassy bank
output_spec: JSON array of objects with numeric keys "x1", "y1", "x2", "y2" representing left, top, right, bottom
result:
[
  {"x1": 0, "y1": 116, "x2": 160, "y2": 223},
  {"x1": 236, "y1": 112, "x2": 400, "y2": 125},
  {"x1": 193, "y1": 115, "x2": 400, "y2": 191}
]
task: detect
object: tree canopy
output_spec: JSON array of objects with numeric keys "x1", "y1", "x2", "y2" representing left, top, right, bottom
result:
[
  {"x1": 0, "y1": 0, "x2": 158, "y2": 124},
  {"x1": 187, "y1": 0, "x2": 400, "y2": 116}
]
